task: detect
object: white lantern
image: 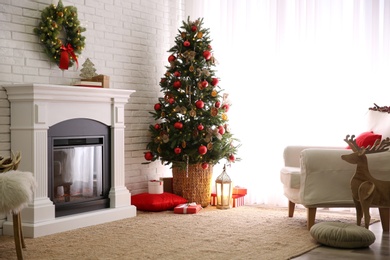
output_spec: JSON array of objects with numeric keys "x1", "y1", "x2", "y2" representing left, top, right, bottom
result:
[{"x1": 215, "y1": 164, "x2": 232, "y2": 209}]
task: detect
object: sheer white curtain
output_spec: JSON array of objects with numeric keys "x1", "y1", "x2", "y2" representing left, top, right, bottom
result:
[
  {"x1": 70, "y1": 147, "x2": 101, "y2": 197},
  {"x1": 186, "y1": 0, "x2": 390, "y2": 206}
]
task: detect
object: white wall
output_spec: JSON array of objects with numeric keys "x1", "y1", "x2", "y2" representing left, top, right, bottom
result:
[{"x1": 0, "y1": 0, "x2": 185, "y2": 194}]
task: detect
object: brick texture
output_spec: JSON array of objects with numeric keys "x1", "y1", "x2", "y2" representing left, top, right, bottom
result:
[{"x1": 0, "y1": 0, "x2": 185, "y2": 194}]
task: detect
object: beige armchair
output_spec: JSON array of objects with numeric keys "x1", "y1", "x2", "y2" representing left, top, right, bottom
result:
[{"x1": 280, "y1": 109, "x2": 390, "y2": 230}]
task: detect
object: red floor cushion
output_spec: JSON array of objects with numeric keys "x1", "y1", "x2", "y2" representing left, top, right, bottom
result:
[{"x1": 131, "y1": 192, "x2": 188, "y2": 212}]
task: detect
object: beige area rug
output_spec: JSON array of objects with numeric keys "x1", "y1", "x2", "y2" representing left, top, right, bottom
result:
[{"x1": 0, "y1": 205, "x2": 377, "y2": 260}]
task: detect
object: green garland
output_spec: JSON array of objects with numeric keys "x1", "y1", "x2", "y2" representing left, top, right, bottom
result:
[{"x1": 33, "y1": 0, "x2": 86, "y2": 69}]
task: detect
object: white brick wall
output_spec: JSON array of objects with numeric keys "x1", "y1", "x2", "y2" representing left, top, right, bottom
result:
[{"x1": 0, "y1": 0, "x2": 185, "y2": 194}]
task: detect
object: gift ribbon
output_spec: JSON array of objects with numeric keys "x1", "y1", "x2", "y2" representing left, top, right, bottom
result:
[
  {"x1": 177, "y1": 202, "x2": 197, "y2": 214},
  {"x1": 59, "y1": 44, "x2": 78, "y2": 70},
  {"x1": 150, "y1": 180, "x2": 163, "y2": 185}
]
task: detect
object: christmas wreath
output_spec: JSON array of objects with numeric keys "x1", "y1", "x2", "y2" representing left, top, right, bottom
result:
[{"x1": 33, "y1": 0, "x2": 86, "y2": 70}]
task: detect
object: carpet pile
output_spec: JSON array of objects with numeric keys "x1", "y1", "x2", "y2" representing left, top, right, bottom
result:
[{"x1": 0, "y1": 205, "x2": 374, "y2": 260}]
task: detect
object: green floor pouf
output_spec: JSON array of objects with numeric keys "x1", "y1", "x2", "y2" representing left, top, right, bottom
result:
[{"x1": 310, "y1": 222, "x2": 376, "y2": 249}]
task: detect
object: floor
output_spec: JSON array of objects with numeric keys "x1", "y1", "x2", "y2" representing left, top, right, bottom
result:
[{"x1": 293, "y1": 221, "x2": 390, "y2": 259}]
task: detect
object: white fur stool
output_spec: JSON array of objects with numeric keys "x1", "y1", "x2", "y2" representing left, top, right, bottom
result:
[{"x1": 0, "y1": 170, "x2": 37, "y2": 260}]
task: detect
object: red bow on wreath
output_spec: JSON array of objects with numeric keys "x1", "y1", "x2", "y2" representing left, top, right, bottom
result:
[{"x1": 59, "y1": 44, "x2": 79, "y2": 70}]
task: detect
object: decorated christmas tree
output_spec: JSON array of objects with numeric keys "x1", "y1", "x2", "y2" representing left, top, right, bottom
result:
[{"x1": 144, "y1": 17, "x2": 240, "y2": 170}]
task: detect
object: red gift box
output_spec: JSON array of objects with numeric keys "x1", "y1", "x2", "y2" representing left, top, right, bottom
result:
[
  {"x1": 232, "y1": 194, "x2": 245, "y2": 208},
  {"x1": 174, "y1": 203, "x2": 202, "y2": 214},
  {"x1": 233, "y1": 186, "x2": 247, "y2": 196},
  {"x1": 210, "y1": 193, "x2": 217, "y2": 206}
]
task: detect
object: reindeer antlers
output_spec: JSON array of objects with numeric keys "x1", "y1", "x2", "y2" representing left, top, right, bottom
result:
[
  {"x1": 0, "y1": 151, "x2": 21, "y2": 172},
  {"x1": 344, "y1": 134, "x2": 390, "y2": 155}
]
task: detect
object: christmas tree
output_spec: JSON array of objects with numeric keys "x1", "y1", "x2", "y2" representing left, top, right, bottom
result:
[
  {"x1": 80, "y1": 58, "x2": 98, "y2": 79},
  {"x1": 144, "y1": 17, "x2": 240, "y2": 169}
]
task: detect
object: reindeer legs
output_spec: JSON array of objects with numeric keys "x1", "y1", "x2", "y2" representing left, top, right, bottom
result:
[
  {"x1": 354, "y1": 198, "x2": 363, "y2": 226},
  {"x1": 358, "y1": 181, "x2": 375, "y2": 228}
]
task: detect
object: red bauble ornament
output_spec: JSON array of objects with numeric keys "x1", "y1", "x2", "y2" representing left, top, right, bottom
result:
[
  {"x1": 215, "y1": 101, "x2": 221, "y2": 108},
  {"x1": 222, "y1": 104, "x2": 230, "y2": 112},
  {"x1": 191, "y1": 25, "x2": 197, "y2": 32},
  {"x1": 211, "y1": 78, "x2": 219, "y2": 86},
  {"x1": 218, "y1": 125, "x2": 225, "y2": 135},
  {"x1": 195, "y1": 100, "x2": 204, "y2": 109},
  {"x1": 169, "y1": 98, "x2": 175, "y2": 104},
  {"x1": 228, "y1": 154, "x2": 235, "y2": 162},
  {"x1": 197, "y1": 124, "x2": 204, "y2": 131},
  {"x1": 174, "y1": 147, "x2": 182, "y2": 154},
  {"x1": 183, "y1": 40, "x2": 190, "y2": 47},
  {"x1": 198, "y1": 145, "x2": 207, "y2": 155},
  {"x1": 174, "y1": 122, "x2": 183, "y2": 129},
  {"x1": 154, "y1": 103, "x2": 161, "y2": 111},
  {"x1": 201, "y1": 162, "x2": 209, "y2": 169},
  {"x1": 154, "y1": 124, "x2": 161, "y2": 130},
  {"x1": 168, "y1": 55, "x2": 176, "y2": 62},
  {"x1": 174, "y1": 71, "x2": 180, "y2": 77},
  {"x1": 173, "y1": 80, "x2": 182, "y2": 89},
  {"x1": 203, "y1": 50, "x2": 212, "y2": 60},
  {"x1": 144, "y1": 152, "x2": 153, "y2": 161},
  {"x1": 201, "y1": 80, "x2": 208, "y2": 88}
]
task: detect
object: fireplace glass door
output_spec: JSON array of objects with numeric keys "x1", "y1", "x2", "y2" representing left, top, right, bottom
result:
[
  {"x1": 53, "y1": 140, "x2": 103, "y2": 204},
  {"x1": 48, "y1": 118, "x2": 111, "y2": 217}
]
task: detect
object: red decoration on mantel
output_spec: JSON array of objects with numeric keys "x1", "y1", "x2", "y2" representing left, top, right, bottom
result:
[{"x1": 59, "y1": 44, "x2": 78, "y2": 70}]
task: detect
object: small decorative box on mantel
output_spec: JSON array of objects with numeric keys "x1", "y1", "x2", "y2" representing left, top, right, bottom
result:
[{"x1": 174, "y1": 203, "x2": 202, "y2": 214}]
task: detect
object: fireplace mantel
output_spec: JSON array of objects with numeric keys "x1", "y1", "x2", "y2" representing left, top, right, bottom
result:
[{"x1": 3, "y1": 83, "x2": 137, "y2": 238}]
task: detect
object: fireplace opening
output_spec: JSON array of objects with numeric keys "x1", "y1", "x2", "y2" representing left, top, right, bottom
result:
[{"x1": 48, "y1": 119, "x2": 111, "y2": 217}]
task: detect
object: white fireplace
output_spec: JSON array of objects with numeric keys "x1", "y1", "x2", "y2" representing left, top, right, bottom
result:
[{"x1": 3, "y1": 83, "x2": 137, "y2": 238}]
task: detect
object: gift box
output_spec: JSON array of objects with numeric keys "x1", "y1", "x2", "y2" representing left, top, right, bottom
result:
[
  {"x1": 233, "y1": 186, "x2": 247, "y2": 196},
  {"x1": 232, "y1": 194, "x2": 245, "y2": 208},
  {"x1": 174, "y1": 203, "x2": 202, "y2": 214},
  {"x1": 148, "y1": 180, "x2": 164, "y2": 194},
  {"x1": 210, "y1": 193, "x2": 217, "y2": 206}
]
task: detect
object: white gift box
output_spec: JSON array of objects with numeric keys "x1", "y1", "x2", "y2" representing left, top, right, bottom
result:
[{"x1": 148, "y1": 180, "x2": 164, "y2": 194}]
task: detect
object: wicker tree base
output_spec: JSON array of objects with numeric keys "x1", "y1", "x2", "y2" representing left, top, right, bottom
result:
[{"x1": 172, "y1": 163, "x2": 213, "y2": 208}]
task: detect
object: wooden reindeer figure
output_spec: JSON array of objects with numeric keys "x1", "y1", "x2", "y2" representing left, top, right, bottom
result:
[{"x1": 342, "y1": 134, "x2": 390, "y2": 229}]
